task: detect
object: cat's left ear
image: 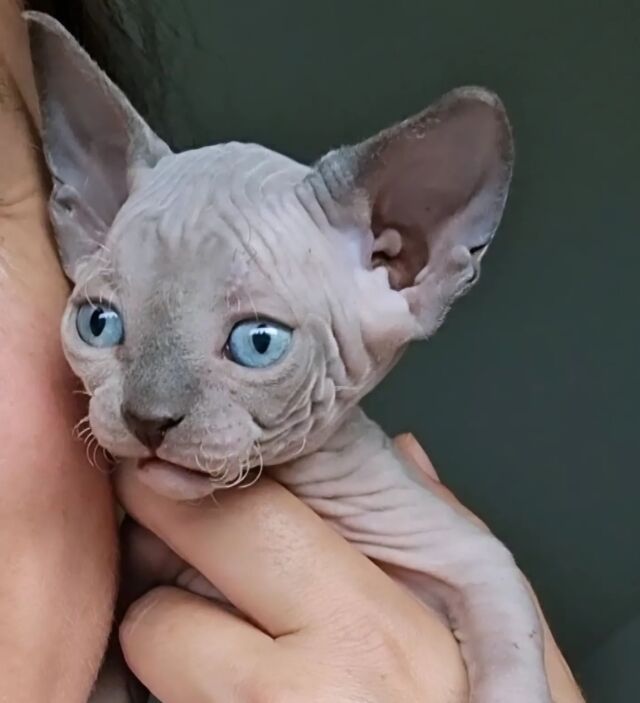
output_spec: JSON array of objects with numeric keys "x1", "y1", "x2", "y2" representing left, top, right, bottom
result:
[
  {"x1": 310, "y1": 87, "x2": 513, "y2": 339},
  {"x1": 25, "y1": 12, "x2": 171, "y2": 280}
]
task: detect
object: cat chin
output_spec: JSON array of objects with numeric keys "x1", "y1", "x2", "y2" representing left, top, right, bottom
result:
[
  {"x1": 128, "y1": 450, "x2": 260, "y2": 501},
  {"x1": 136, "y1": 459, "x2": 219, "y2": 501}
]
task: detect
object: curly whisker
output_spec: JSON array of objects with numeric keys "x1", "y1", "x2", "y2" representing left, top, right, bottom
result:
[
  {"x1": 240, "y1": 443, "x2": 264, "y2": 489},
  {"x1": 84, "y1": 435, "x2": 97, "y2": 469},
  {"x1": 72, "y1": 414, "x2": 91, "y2": 438}
]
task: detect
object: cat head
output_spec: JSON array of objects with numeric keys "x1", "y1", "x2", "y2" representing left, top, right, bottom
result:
[{"x1": 27, "y1": 12, "x2": 513, "y2": 494}]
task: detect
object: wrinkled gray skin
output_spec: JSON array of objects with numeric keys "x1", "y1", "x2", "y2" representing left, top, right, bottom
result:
[{"x1": 27, "y1": 11, "x2": 552, "y2": 703}]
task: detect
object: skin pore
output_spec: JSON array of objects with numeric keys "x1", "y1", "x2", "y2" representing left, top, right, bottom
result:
[{"x1": 0, "y1": 3, "x2": 583, "y2": 702}]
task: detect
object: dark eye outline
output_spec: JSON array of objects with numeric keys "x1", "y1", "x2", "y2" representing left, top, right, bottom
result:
[
  {"x1": 223, "y1": 317, "x2": 293, "y2": 369},
  {"x1": 75, "y1": 299, "x2": 125, "y2": 348}
]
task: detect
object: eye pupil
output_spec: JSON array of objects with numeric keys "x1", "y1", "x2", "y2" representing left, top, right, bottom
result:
[
  {"x1": 76, "y1": 302, "x2": 124, "y2": 348},
  {"x1": 90, "y1": 308, "x2": 107, "y2": 337},
  {"x1": 252, "y1": 330, "x2": 271, "y2": 354},
  {"x1": 227, "y1": 319, "x2": 292, "y2": 368}
]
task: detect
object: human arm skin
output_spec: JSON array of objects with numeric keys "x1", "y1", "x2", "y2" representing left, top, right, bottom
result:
[{"x1": 0, "y1": 3, "x2": 117, "y2": 701}]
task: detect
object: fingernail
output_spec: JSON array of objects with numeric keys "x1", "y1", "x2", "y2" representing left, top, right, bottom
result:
[{"x1": 120, "y1": 587, "x2": 166, "y2": 640}]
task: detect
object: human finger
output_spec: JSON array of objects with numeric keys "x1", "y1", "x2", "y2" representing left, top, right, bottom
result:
[
  {"x1": 120, "y1": 586, "x2": 276, "y2": 703},
  {"x1": 116, "y1": 466, "x2": 393, "y2": 637}
]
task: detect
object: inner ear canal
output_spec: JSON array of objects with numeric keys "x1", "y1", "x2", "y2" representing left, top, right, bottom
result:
[
  {"x1": 372, "y1": 228, "x2": 403, "y2": 258},
  {"x1": 370, "y1": 218, "x2": 430, "y2": 291}
]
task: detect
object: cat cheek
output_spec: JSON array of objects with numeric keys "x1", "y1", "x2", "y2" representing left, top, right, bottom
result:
[
  {"x1": 189, "y1": 405, "x2": 259, "y2": 454},
  {"x1": 86, "y1": 385, "x2": 127, "y2": 447}
]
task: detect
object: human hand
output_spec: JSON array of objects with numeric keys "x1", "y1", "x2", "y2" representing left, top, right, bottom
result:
[
  {"x1": 116, "y1": 460, "x2": 468, "y2": 703},
  {"x1": 113, "y1": 434, "x2": 584, "y2": 703}
]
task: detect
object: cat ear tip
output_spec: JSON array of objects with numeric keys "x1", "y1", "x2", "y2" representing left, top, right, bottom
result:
[
  {"x1": 22, "y1": 9, "x2": 57, "y2": 30},
  {"x1": 445, "y1": 85, "x2": 506, "y2": 109},
  {"x1": 437, "y1": 87, "x2": 511, "y2": 133},
  {"x1": 21, "y1": 9, "x2": 41, "y2": 21},
  {"x1": 23, "y1": 10, "x2": 72, "y2": 50}
]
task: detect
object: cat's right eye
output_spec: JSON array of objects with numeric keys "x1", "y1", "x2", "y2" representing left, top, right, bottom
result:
[
  {"x1": 226, "y1": 319, "x2": 292, "y2": 368},
  {"x1": 75, "y1": 302, "x2": 124, "y2": 348}
]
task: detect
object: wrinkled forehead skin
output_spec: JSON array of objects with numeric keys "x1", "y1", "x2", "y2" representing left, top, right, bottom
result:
[
  {"x1": 94, "y1": 142, "x2": 391, "y2": 389},
  {"x1": 110, "y1": 144, "x2": 327, "y2": 320}
]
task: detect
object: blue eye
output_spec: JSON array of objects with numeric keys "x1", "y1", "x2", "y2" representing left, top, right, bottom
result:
[
  {"x1": 227, "y1": 320, "x2": 292, "y2": 368},
  {"x1": 76, "y1": 302, "x2": 124, "y2": 348}
]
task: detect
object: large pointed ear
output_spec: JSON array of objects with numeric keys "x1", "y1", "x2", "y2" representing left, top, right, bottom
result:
[
  {"x1": 24, "y1": 12, "x2": 171, "y2": 280},
  {"x1": 310, "y1": 86, "x2": 513, "y2": 339}
]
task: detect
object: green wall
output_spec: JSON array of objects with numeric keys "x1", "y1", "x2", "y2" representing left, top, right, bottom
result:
[{"x1": 53, "y1": 0, "x2": 639, "y2": 694}]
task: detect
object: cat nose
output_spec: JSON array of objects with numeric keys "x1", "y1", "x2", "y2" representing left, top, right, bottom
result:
[{"x1": 121, "y1": 406, "x2": 185, "y2": 451}]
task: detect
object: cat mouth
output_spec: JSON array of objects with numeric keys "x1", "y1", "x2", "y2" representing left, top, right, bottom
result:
[{"x1": 137, "y1": 459, "x2": 217, "y2": 501}]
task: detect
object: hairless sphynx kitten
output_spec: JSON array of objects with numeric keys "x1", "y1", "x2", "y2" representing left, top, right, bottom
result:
[{"x1": 26, "y1": 11, "x2": 552, "y2": 703}]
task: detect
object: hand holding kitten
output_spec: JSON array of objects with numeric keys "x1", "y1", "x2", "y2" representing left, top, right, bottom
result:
[{"x1": 110, "y1": 435, "x2": 583, "y2": 703}]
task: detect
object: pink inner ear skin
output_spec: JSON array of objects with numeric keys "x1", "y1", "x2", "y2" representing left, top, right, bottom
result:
[{"x1": 363, "y1": 97, "x2": 512, "y2": 292}]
